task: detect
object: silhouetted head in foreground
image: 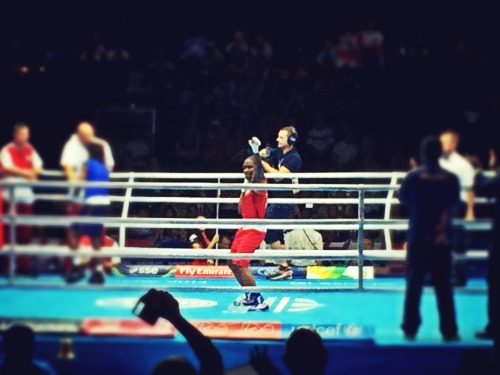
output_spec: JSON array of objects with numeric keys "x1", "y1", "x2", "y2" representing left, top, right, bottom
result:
[
  {"x1": 152, "y1": 356, "x2": 196, "y2": 375},
  {"x1": 420, "y1": 135, "x2": 442, "y2": 165},
  {"x1": 3, "y1": 325, "x2": 35, "y2": 363},
  {"x1": 458, "y1": 348, "x2": 492, "y2": 375},
  {"x1": 284, "y1": 328, "x2": 328, "y2": 375}
]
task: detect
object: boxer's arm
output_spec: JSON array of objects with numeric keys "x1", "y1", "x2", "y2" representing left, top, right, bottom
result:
[{"x1": 251, "y1": 153, "x2": 266, "y2": 184}]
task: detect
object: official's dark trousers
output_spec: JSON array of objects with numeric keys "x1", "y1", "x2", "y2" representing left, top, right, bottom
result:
[{"x1": 402, "y1": 241, "x2": 458, "y2": 337}]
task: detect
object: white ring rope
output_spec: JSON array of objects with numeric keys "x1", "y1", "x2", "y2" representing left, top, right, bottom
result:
[
  {"x1": 0, "y1": 215, "x2": 493, "y2": 231},
  {"x1": 0, "y1": 171, "x2": 493, "y2": 291}
]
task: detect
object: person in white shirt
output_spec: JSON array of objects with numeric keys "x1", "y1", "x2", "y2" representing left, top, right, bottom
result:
[
  {"x1": 439, "y1": 130, "x2": 476, "y2": 220},
  {"x1": 439, "y1": 130, "x2": 476, "y2": 286},
  {"x1": 284, "y1": 228, "x2": 323, "y2": 266},
  {"x1": 60, "y1": 121, "x2": 114, "y2": 183}
]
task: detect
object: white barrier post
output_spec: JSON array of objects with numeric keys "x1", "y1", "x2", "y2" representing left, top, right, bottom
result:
[
  {"x1": 357, "y1": 188, "x2": 365, "y2": 290},
  {"x1": 119, "y1": 173, "x2": 135, "y2": 247},
  {"x1": 8, "y1": 186, "x2": 16, "y2": 285},
  {"x1": 384, "y1": 175, "x2": 398, "y2": 251}
]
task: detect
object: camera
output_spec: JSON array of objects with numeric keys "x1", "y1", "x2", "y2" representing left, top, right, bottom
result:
[
  {"x1": 132, "y1": 288, "x2": 163, "y2": 325},
  {"x1": 260, "y1": 146, "x2": 272, "y2": 160}
]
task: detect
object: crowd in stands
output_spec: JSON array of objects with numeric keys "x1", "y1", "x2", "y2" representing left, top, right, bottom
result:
[{"x1": 4, "y1": 21, "x2": 498, "y2": 173}]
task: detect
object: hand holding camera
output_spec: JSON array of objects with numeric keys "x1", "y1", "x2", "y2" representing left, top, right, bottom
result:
[
  {"x1": 259, "y1": 146, "x2": 272, "y2": 160},
  {"x1": 132, "y1": 288, "x2": 181, "y2": 325}
]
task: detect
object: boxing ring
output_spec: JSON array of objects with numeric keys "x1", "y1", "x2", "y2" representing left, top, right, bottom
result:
[{"x1": 0, "y1": 171, "x2": 494, "y2": 375}]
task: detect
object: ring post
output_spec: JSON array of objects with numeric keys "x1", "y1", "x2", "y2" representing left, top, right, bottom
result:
[
  {"x1": 8, "y1": 185, "x2": 17, "y2": 285},
  {"x1": 0, "y1": 186, "x2": 3, "y2": 249},
  {"x1": 357, "y1": 188, "x2": 365, "y2": 290},
  {"x1": 214, "y1": 177, "x2": 221, "y2": 265},
  {"x1": 119, "y1": 173, "x2": 134, "y2": 247}
]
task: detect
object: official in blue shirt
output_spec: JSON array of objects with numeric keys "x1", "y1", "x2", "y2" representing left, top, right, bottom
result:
[
  {"x1": 66, "y1": 142, "x2": 110, "y2": 284},
  {"x1": 398, "y1": 136, "x2": 460, "y2": 341}
]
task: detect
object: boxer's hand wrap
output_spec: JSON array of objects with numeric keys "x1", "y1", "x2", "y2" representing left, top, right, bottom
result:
[{"x1": 249, "y1": 137, "x2": 261, "y2": 154}]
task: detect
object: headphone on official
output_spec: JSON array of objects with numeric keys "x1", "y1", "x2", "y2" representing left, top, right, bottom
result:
[{"x1": 287, "y1": 126, "x2": 298, "y2": 146}]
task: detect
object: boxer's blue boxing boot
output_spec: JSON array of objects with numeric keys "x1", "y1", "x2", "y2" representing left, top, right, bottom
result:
[{"x1": 244, "y1": 293, "x2": 269, "y2": 311}]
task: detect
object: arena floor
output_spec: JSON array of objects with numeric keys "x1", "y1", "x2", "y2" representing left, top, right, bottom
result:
[{"x1": 0, "y1": 275, "x2": 493, "y2": 375}]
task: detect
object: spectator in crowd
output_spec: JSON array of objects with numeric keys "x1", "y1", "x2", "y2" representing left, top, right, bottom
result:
[
  {"x1": 249, "y1": 36, "x2": 273, "y2": 73},
  {"x1": 359, "y1": 21, "x2": 384, "y2": 69},
  {"x1": 250, "y1": 327, "x2": 328, "y2": 375},
  {"x1": 148, "y1": 290, "x2": 223, "y2": 375},
  {"x1": 127, "y1": 205, "x2": 155, "y2": 243},
  {"x1": 175, "y1": 121, "x2": 201, "y2": 160},
  {"x1": 306, "y1": 118, "x2": 335, "y2": 169},
  {"x1": 336, "y1": 30, "x2": 361, "y2": 69},
  {"x1": 218, "y1": 233, "x2": 232, "y2": 249},
  {"x1": 0, "y1": 123, "x2": 43, "y2": 274},
  {"x1": 439, "y1": 130, "x2": 476, "y2": 286},
  {"x1": 225, "y1": 31, "x2": 249, "y2": 70},
  {"x1": 316, "y1": 40, "x2": 336, "y2": 70},
  {"x1": 331, "y1": 130, "x2": 358, "y2": 170},
  {"x1": 399, "y1": 135, "x2": 460, "y2": 341},
  {"x1": 284, "y1": 207, "x2": 323, "y2": 267},
  {"x1": 80, "y1": 30, "x2": 107, "y2": 62},
  {"x1": 0, "y1": 325, "x2": 56, "y2": 375},
  {"x1": 152, "y1": 205, "x2": 178, "y2": 247},
  {"x1": 189, "y1": 215, "x2": 219, "y2": 265}
]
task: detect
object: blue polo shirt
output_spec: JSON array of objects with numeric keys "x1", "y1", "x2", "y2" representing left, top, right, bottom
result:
[
  {"x1": 84, "y1": 158, "x2": 110, "y2": 200},
  {"x1": 398, "y1": 163, "x2": 460, "y2": 244},
  {"x1": 268, "y1": 147, "x2": 302, "y2": 198}
]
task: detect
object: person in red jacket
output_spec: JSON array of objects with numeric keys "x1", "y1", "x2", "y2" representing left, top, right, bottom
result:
[{"x1": 0, "y1": 123, "x2": 43, "y2": 274}]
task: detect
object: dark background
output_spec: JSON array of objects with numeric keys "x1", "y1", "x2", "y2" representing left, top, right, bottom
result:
[{"x1": 1, "y1": 1, "x2": 499, "y2": 171}]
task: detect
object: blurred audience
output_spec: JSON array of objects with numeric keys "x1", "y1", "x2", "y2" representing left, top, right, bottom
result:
[
  {"x1": 147, "y1": 289, "x2": 224, "y2": 375},
  {"x1": 0, "y1": 325, "x2": 56, "y2": 375},
  {"x1": 250, "y1": 327, "x2": 328, "y2": 375}
]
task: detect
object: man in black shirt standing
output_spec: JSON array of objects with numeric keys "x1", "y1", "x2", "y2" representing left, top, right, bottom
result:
[
  {"x1": 398, "y1": 136, "x2": 460, "y2": 341},
  {"x1": 260, "y1": 126, "x2": 302, "y2": 280}
]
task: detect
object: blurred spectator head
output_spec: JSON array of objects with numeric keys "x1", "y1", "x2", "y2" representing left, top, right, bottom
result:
[
  {"x1": 87, "y1": 142, "x2": 105, "y2": 163},
  {"x1": 439, "y1": 130, "x2": 459, "y2": 155},
  {"x1": 3, "y1": 325, "x2": 35, "y2": 363},
  {"x1": 458, "y1": 348, "x2": 492, "y2": 375},
  {"x1": 77, "y1": 121, "x2": 95, "y2": 144},
  {"x1": 284, "y1": 327, "x2": 327, "y2": 374},
  {"x1": 420, "y1": 135, "x2": 442, "y2": 164},
  {"x1": 152, "y1": 356, "x2": 196, "y2": 375},
  {"x1": 363, "y1": 237, "x2": 374, "y2": 250},
  {"x1": 233, "y1": 30, "x2": 246, "y2": 45},
  {"x1": 163, "y1": 205, "x2": 177, "y2": 218},
  {"x1": 218, "y1": 234, "x2": 232, "y2": 249},
  {"x1": 12, "y1": 122, "x2": 30, "y2": 146}
]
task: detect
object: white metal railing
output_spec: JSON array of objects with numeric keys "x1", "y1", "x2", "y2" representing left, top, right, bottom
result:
[{"x1": 0, "y1": 170, "x2": 494, "y2": 291}]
